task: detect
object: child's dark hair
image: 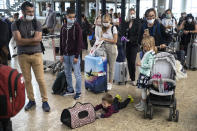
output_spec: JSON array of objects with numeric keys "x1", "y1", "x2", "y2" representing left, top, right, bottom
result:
[
  {"x1": 67, "y1": 8, "x2": 75, "y2": 15},
  {"x1": 21, "y1": 1, "x2": 34, "y2": 12},
  {"x1": 102, "y1": 93, "x2": 113, "y2": 104}
]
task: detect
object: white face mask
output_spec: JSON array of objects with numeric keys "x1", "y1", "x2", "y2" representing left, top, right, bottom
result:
[
  {"x1": 188, "y1": 18, "x2": 192, "y2": 23},
  {"x1": 147, "y1": 19, "x2": 155, "y2": 24},
  {"x1": 130, "y1": 14, "x2": 136, "y2": 19},
  {"x1": 26, "y1": 15, "x2": 34, "y2": 21},
  {"x1": 103, "y1": 23, "x2": 110, "y2": 27},
  {"x1": 47, "y1": 7, "x2": 50, "y2": 11}
]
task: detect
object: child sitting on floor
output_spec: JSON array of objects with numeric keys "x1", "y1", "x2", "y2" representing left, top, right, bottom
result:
[
  {"x1": 94, "y1": 93, "x2": 133, "y2": 118},
  {"x1": 135, "y1": 36, "x2": 157, "y2": 111}
]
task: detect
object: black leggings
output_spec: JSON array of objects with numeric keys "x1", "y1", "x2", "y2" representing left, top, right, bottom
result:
[
  {"x1": 113, "y1": 98, "x2": 130, "y2": 110},
  {"x1": 0, "y1": 119, "x2": 12, "y2": 131},
  {"x1": 126, "y1": 46, "x2": 138, "y2": 81}
]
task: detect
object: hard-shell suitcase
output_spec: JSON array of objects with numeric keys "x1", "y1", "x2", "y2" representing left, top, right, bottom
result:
[
  {"x1": 113, "y1": 62, "x2": 128, "y2": 85},
  {"x1": 186, "y1": 36, "x2": 197, "y2": 70},
  {"x1": 84, "y1": 55, "x2": 107, "y2": 93}
]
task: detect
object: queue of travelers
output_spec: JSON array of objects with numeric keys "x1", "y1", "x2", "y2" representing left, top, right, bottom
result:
[{"x1": 0, "y1": 1, "x2": 197, "y2": 130}]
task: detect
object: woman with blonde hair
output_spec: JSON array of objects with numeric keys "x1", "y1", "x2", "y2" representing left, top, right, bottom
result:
[
  {"x1": 100, "y1": 14, "x2": 118, "y2": 90},
  {"x1": 135, "y1": 36, "x2": 156, "y2": 111}
]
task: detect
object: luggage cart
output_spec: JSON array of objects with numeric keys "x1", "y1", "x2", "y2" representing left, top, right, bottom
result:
[{"x1": 42, "y1": 34, "x2": 64, "y2": 74}]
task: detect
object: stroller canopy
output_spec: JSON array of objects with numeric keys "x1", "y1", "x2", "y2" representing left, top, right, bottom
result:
[{"x1": 152, "y1": 52, "x2": 176, "y2": 79}]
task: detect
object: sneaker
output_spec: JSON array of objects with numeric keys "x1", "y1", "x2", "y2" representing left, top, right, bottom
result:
[
  {"x1": 131, "y1": 81, "x2": 136, "y2": 86},
  {"x1": 115, "y1": 94, "x2": 122, "y2": 102},
  {"x1": 74, "y1": 93, "x2": 81, "y2": 100},
  {"x1": 63, "y1": 91, "x2": 75, "y2": 96},
  {"x1": 134, "y1": 101, "x2": 142, "y2": 108},
  {"x1": 12, "y1": 54, "x2": 17, "y2": 58},
  {"x1": 42, "y1": 102, "x2": 50, "y2": 112},
  {"x1": 107, "y1": 83, "x2": 112, "y2": 90},
  {"x1": 135, "y1": 101, "x2": 145, "y2": 112},
  {"x1": 128, "y1": 95, "x2": 134, "y2": 103},
  {"x1": 25, "y1": 101, "x2": 36, "y2": 111}
]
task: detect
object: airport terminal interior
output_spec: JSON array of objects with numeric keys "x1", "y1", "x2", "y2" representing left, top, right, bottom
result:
[{"x1": 0, "y1": 0, "x2": 197, "y2": 131}]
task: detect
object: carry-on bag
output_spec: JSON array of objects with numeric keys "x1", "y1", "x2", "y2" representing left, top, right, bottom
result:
[
  {"x1": 52, "y1": 71, "x2": 67, "y2": 95},
  {"x1": 113, "y1": 62, "x2": 128, "y2": 85},
  {"x1": 84, "y1": 55, "x2": 107, "y2": 93},
  {"x1": 61, "y1": 102, "x2": 96, "y2": 129},
  {"x1": 0, "y1": 65, "x2": 25, "y2": 119},
  {"x1": 186, "y1": 35, "x2": 197, "y2": 69}
]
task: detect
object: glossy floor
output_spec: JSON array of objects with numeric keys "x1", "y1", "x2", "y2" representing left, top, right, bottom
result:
[{"x1": 9, "y1": 49, "x2": 197, "y2": 131}]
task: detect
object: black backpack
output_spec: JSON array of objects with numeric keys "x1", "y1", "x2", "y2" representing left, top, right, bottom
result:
[
  {"x1": 16, "y1": 19, "x2": 45, "y2": 54},
  {"x1": 52, "y1": 71, "x2": 67, "y2": 95}
]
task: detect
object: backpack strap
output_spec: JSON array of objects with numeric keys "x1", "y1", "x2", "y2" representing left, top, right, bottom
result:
[
  {"x1": 153, "y1": 21, "x2": 161, "y2": 37},
  {"x1": 32, "y1": 19, "x2": 37, "y2": 30},
  {"x1": 111, "y1": 25, "x2": 114, "y2": 35},
  {"x1": 16, "y1": 19, "x2": 21, "y2": 30}
]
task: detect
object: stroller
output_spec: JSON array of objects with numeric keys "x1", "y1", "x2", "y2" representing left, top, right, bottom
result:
[{"x1": 144, "y1": 52, "x2": 179, "y2": 122}]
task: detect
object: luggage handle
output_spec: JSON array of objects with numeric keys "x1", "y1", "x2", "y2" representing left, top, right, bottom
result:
[{"x1": 125, "y1": 67, "x2": 127, "y2": 77}]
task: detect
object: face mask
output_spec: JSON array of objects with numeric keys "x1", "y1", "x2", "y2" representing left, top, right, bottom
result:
[
  {"x1": 67, "y1": 18, "x2": 75, "y2": 24},
  {"x1": 26, "y1": 15, "x2": 34, "y2": 21},
  {"x1": 47, "y1": 7, "x2": 50, "y2": 11},
  {"x1": 166, "y1": 14, "x2": 172, "y2": 19},
  {"x1": 188, "y1": 18, "x2": 192, "y2": 23},
  {"x1": 130, "y1": 14, "x2": 136, "y2": 19},
  {"x1": 103, "y1": 23, "x2": 110, "y2": 27},
  {"x1": 147, "y1": 19, "x2": 155, "y2": 24}
]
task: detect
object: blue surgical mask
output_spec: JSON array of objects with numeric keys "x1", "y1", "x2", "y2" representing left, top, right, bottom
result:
[
  {"x1": 166, "y1": 14, "x2": 172, "y2": 19},
  {"x1": 67, "y1": 18, "x2": 75, "y2": 24}
]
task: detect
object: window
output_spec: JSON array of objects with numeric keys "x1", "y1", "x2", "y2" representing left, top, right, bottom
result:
[
  {"x1": 186, "y1": 0, "x2": 197, "y2": 17},
  {"x1": 55, "y1": 2, "x2": 60, "y2": 12},
  {"x1": 65, "y1": 2, "x2": 70, "y2": 11},
  {"x1": 140, "y1": 0, "x2": 153, "y2": 18}
]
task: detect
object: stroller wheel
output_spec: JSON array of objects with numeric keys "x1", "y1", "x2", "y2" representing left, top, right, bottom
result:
[
  {"x1": 169, "y1": 108, "x2": 173, "y2": 121},
  {"x1": 175, "y1": 110, "x2": 179, "y2": 122},
  {"x1": 149, "y1": 106, "x2": 153, "y2": 119}
]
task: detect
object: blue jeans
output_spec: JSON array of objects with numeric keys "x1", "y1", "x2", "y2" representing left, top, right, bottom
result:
[{"x1": 63, "y1": 55, "x2": 82, "y2": 93}]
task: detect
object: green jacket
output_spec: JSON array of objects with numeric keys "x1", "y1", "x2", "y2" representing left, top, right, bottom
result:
[{"x1": 139, "y1": 50, "x2": 155, "y2": 77}]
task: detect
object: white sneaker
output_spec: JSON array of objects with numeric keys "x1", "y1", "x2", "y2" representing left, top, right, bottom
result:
[
  {"x1": 134, "y1": 101, "x2": 142, "y2": 108},
  {"x1": 131, "y1": 81, "x2": 136, "y2": 86},
  {"x1": 135, "y1": 101, "x2": 145, "y2": 112},
  {"x1": 107, "y1": 83, "x2": 112, "y2": 90}
]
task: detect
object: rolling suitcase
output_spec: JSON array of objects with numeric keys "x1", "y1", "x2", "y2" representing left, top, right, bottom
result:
[
  {"x1": 113, "y1": 62, "x2": 128, "y2": 85},
  {"x1": 84, "y1": 55, "x2": 107, "y2": 93},
  {"x1": 186, "y1": 35, "x2": 197, "y2": 70}
]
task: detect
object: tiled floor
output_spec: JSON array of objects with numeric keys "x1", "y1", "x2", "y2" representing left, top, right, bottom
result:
[{"x1": 9, "y1": 40, "x2": 197, "y2": 131}]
